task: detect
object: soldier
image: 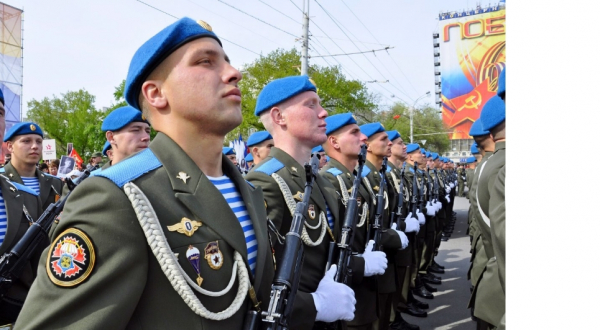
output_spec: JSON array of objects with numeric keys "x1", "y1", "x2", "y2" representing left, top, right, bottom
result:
[
  {"x1": 0, "y1": 91, "x2": 44, "y2": 326},
  {"x1": 472, "y1": 83, "x2": 506, "y2": 329},
  {"x1": 102, "y1": 105, "x2": 151, "y2": 166},
  {"x1": 312, "y1": 145, "x2": 327, "y2": 169},
  {"x1": 101, "y1": 141, "x2": 112, "y2": 169},
  {"x1": 319, "y1": 113, "x2": 389, "y2": 330},
  {"x1": 89, "y1": 152, "x2": 103, "y2": 170},
  {"x1": 244, "y1": 153, "x2": 254, "y2": 170},
  {"x1": 222, "y1": 147, "x2": 238, "y2": 166},
  {"x1": 15, "y1": 17, "x2": 275, "y2": 329},
  {"x1": 246, "y1": 130, "x2": 273, "y2": 166},
  {"x1": 457, "y1": 165, "x2": 465, "y2": 197},
  {"x1": 1, "y1": 123, "x2": 63, "y2": 210},
  {"x1": 245, "y1": 76, "x2": 356, "y2": 329}
]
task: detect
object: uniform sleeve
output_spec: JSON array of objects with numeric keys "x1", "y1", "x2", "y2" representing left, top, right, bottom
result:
[
  {"x1": 15, "y1": 178, "x2": 149, "y2": 330},
  {"x1": 489, "y1": 166, "x2": 505, "y2": 293}
]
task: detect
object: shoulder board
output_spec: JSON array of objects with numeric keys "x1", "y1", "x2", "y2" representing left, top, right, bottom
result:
[
  {"x1": 254, "y1": 157, "x2": 284, "y2": 176},
  {"x1": 246, "y1": 180, "x2": 255, "y2": 189},
  {"x1": 408, "y1": 166, "x2": 415, "y2": 173},
  {"x1": 386, "y1": 165, "x2": 393, "y2": 173},
  {"x1": 91, "y1": 148, "x2": 162, "y2": 188},
  {"x1": 326, "y1": 167, "x2": 343, "y2": 177},
  {"x1": 12, "y1": 181, "x2": 39, "y2": 196},
  {"x1": 360, "y1": 166, "x2": 371, "y2": 177},
  {"x1": 0, "y1": 167, "x2": 4, "y2": 173},
  {"x1": 41, "y1": 172, "x2": 61, "y2": 180}
]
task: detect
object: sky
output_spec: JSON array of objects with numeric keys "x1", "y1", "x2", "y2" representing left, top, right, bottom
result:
[{"x1": 3, "y1": 0, "x2": 482, "y2": 116}]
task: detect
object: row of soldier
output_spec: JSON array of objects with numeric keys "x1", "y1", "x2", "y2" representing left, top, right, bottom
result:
[{"x1": 0, "y1": 17, "x2": 468, "y2": 330}]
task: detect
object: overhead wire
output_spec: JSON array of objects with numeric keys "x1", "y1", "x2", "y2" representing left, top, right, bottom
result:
[
  {"x1": 214, "y1": 0, "x2": 299, "y2": 37},
  {"x1": 258, "y1": 0, "x2": 302, "y2": 24}
]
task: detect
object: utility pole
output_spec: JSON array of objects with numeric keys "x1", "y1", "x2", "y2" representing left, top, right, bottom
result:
[{"x1": 300, "y1": 0, "x2": 310, "y2": 76}]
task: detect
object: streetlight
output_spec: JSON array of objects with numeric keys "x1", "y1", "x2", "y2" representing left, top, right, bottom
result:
[{"x1": 410, "y1": 91, "x2": 431, "y2": 143}]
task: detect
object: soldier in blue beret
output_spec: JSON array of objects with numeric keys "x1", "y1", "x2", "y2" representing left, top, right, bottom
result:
[
  {"x1": 222, "y1": 146, "x2": 238, "y2": 167},
  {"x1": 246, "y1": 77, "x2": 357, "y2": 328},
  {"x1": 246, "y1": 130, "x2": 273, "y2": 166},
  {"x1": 101, "y1": 140, "x2": 112, "y2": 162},
  {"x1": 311, "y1": 145, "x2": 327, "y2": 169},
  {"x1": 101, "y1": 105, "x2": 150, "y2": 168},
  {"x1": 244, "y1": 153, "x2": 254, "y2": 169},
  {"x1": 16, "y1": 18, "x2": 274, "y2": 330}
]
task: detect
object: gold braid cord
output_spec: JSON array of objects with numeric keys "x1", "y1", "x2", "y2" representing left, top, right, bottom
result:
[
  {"x1": 390, "y1": 171, "x2": 400, "y2": 194},
  {"x1": 271, "y1": 173, "x2": 328, "y2": 247},
  {"x1": 124, "y1": 182, "x2": 249, "y2": 320},
  {"x1": 337, "y1": 174, "x2": 367, "y2": 228}
]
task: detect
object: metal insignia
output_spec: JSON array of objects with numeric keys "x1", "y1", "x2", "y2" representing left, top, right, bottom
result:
[
  {"x1": 176, "y1": 172, "x2": 191, "y2": 184},
  {"x1": 167, "y1": 217, "x2": 203, "y2": 237},
  {"x1": 291, "y1": 167, "x2": 298, "y2": 172},
  {"x1": 186, "y1": 245, "x2": 203, "y2": 286},
  {"x1": 293, "y1": 191, "x2": 304, "y2": 201},
  {"x1": 357, "y1": 196, "x2": 362, "y2": 207},
  {"x1": 30, "y1": 124, "x2": 36, "y2": 131},
  {"x1": 308, "y1": 204, "x2": 316, "y2": 219},
  {"x1": 46, "y1": 228, "x2": 95, "y2": 287},
  {"x1": 373, "y1": 185, "x2": 379, "y2": 192},
  {"x1": 204, "y1": 241, "x2": 223, "y2": 270},
  {"x1": 196, "y1": 20, "x2": 213, "y2": 31}
]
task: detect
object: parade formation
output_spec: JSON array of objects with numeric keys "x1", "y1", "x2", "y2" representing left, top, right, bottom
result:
[{"x1": 0, "y1": 17, "x2": 506, "y2": 330}]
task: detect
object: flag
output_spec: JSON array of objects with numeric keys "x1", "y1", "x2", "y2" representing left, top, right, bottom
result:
[
  {"x1": 230, "y1": 133, "x2": 249, "y2": 171},
  {"x1": 69, "y1": 148, "x2": 84, "y2": 167}
]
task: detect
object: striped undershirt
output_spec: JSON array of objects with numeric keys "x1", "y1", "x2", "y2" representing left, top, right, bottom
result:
[
  {"x1": 22, "y1": 177, "x2": 40, "y2": 195},
  {"x1": 326, "y1": 205, "x2": 334, "y2": 230},
  {"x1": 0, "y1": 189, "x2": 7, "y2": 246},
  {"x1": 206, "y1": 175, "x2": 257, "y2": 276}
]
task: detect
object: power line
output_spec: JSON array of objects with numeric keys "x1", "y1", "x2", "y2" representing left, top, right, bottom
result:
[
  {"x1": 312, "y1": 35, "x2": 388, "y2": 46},
  {"x1": 136, "y1": 0, "x2": 178, "y2": 19},
  {"x1": 214, "y1": 0, "x2": 299, "y2": 38},
  {"x1": 311, "y1": 46, "x2": 394, "y2": 58},
  {"x1": 258, "y1": 0, "x2": 301, "y2": 24}
]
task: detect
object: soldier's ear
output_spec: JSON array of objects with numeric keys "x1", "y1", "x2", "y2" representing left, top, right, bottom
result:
[
  {"x1": 270, "y1": 107, "x2": 285, "y2": 127},
  {"x1": 141, "y1": 79, "x2": 167, "y2": 110}
]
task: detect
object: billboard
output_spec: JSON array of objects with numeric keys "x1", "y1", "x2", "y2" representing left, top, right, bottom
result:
[
  {"x1": 0, "y1": 3, "x2": 23, "y2": 131},
  {"x1": 439, "y1": 5, "x2": 505, "y2": 139}
]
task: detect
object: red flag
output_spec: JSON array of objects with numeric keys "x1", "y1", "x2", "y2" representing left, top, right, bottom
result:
[{"x1": 69, "y1": 148, "x2": 84, "y2": 166}]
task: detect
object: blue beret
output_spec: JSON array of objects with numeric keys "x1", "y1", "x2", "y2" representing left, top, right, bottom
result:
[
  {"x1": 325, "y1": 156, "x2": 330, "y2": 162},
  {"x1": 470, "y1": 142, "x2": 479, "y2": 154},
  {"x1": 254, "y1": 76, "x2": 317, "y2": 116},
  {"x1": 466, "y1": 156, "x2": 476, "y2": 164},
  {"x1": 102, "y1": 106, "x2": 149, "y2": 132},
  {"x1": 497, "y1": 68, "x2": 506, "y2": 97},
  {"x1": 420, "y1": 148, "x2": 426, "y2": 154},
  {"x1": 102, "y1": 140, "x2": 112, "y2": 157},
  {"x1": 4, "y1": 122, "x2": 43, "y2": 142},
  {"x1": 0, "y1": 88, "x2": 4, "y2": 106},
  {"x1": 469, "y1": 119, "x2": 490, "y2": 137},
  {"x1": 125, "y1": 18, "x2": 222, "y2": 110},
  {"x1": 244, "y1": 153, "x2": 253, "y2": 162},
  {"x1": 312, "y1": 145, "x2": 324, "y2": 153},
  {"x1": 443, "y1": 158, "x2": 449, "y2": 163},
  {"x1": 425, "y1": 151, "x2": 431, "y2": 158},
  {"x1": 325, "y1": 113, "x2": 357, "y2": 135},
  {"x1": 480, "y1": 95, "x2": 505, "y2": 131},
  {"x1": 386, "y1": 130, "x2": 401, "y2": 141},
  {"x1": 359, "y1": 122, "x2": 385, "y2": 139},
  {"x1": 247, "y1": 131, "x2": 273, "y2": 147},
  {"x1": 222, "y1": 147, "x2": 235, "y2": 155},
  {"x1": 406, "y1": 143, "x2": 420, "y2": 154},
  {"x1": 432, "y1": 152, "x2": 439, "y2": 160}
]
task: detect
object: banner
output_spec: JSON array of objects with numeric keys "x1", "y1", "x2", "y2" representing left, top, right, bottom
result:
[
  {"x1": 69, "y1": 148, "x2": 84, "y2": 167},
  {"x1": 0, "y1": 3, "x2": 23, "y2": 132},
  {"x1": 43, "y1": 139, "x2": 56, "y2": 160},
  {"x1": 439, "y1": 5, "x2": 505, "y2": 139}
]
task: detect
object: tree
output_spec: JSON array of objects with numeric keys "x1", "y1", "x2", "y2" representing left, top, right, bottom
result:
[
  {"x1": 27, "y1": 89, "x2": 105, "y2": 158},
  {"x1": 230, "y1": 48, "x2": 378, "y2": 143},
  {"x1": 376, "y1": 102, "x2": 450, "y2": 153},
  {"x1": 107, "y1": 79, "x2": 157, "y2": 140}
]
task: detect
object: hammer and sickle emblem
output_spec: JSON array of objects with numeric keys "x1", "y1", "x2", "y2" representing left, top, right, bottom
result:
[{"x1": 458, "y1": 91, "x2": 482, "y2": 111}]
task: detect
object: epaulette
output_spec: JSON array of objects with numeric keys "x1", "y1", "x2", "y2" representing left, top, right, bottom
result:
[
  {"x1": 91, "y1": 148, "x2": 162, "y2": 188},
  {"x1": 41, "y1": 172, "x2": 61, "y2": 180},
  {"x1": 386, "y1": 165, "x2": 392, "y2": 173},
  {"x1": 326, "y1": 167, "x2": 343, "y2": 177},
  {"x1": 0, "y1": 168, "x2": 5, "y2": 173},
  {"x1": 12, "y1": 181, "x2": 39, "y2": 196},
  {"x1": 246, "y1": 180, "x2": 255, "y2": 189},
  {"x1": 361, "y1": 166, "x2": 371, "y2": 177},
  {"x1": 254, "y1": 157, "x2": 284, "y2": 176},
  {"x1": 408, "y1": 166, "x2": 415, "y2": 173}
]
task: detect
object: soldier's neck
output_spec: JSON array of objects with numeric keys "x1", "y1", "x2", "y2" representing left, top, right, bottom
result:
[
  {"x1": 332, "y1": 153, "x2": 357, "y2": 173},
  {"x1": 274, "y1": 140, "x2": 312, "y2": 166},
  {"x1": 366, "y1": 153, "x2": 383, "y2": 169},
  {"x1": 389, "y1": 156, "x2": 405, "y2": 168},
  {"x1": 168, "y1": 131, "x2": 225, "y2": 177},
  {"x1": 11, "y1": 160, "x2": 37, "y2": 177}
]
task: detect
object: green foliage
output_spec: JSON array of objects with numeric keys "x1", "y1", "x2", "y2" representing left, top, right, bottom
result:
[
  {"x1": 106, "y1": 79, "x2": 157, "y2": 140},
  {"x1": 27, "y1": 89, "x2": 105, "y2": 158},
  {"x1": 376, "y1": 103, "x2": 450, "y2": 153},
  {"x1": 229, "y1": 48, "x2": 378, "y2": 143}
]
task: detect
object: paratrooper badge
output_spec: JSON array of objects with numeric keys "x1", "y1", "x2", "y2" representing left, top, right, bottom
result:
[
  {"x1": 373, "y1": 185, "x2": 379, "y2": 192},
  {"x1": 293, "y1": 191, "x2": 304, "y2": 201},
  {"x1": 46, "y1": 228, "x2": 95, "y2": 287},
  {"x1": 168, "y1": 217, "x2": 203, "y2": 237},
  {"x1": 308, "y1": 204, "x2": 316, "y2": 219},
  {"x1": 357, "y1": 196, "x2": 362, "y2": 207},
  {"x1": 204, "y1": 241, "x2": 224, "y2": 270}
]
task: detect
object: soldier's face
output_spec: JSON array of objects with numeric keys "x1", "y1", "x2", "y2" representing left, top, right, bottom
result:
[
  {"x1": 252, "y1": 139, "x2": 273, "y2": 164},
  {"x1": 390, "y1": 137, "x2": 407, "y2": 159},
  {"x1": 226, "y1": 154, "x2": 238, "y2": 166},
  {"x1": 159, "y1": 38, "x2": 243, "y2": 135},
  {"x1": 278, "y1": 91, "x2": 328, "y2": 147},
  {"x1": 427, "y1": 157, "x2": 434, "y2": 168},
  {"x1": 332, "y1": 124, "x2": 365, "y2": 158},
  {"x1": 367, "y1": 132, "x2": 391, "y2": 158},
  {"x1": 110, "y1": 122, "x2": 151, "y2": 160},
  {"x1": 7, "y1": 134, "x2": 43, "y2": 165}
]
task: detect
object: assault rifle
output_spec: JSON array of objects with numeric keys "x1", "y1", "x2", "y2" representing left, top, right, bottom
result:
[
  {"x1": 391, "y1": 165, "x2": 406, "y2": 228},
  {"x1": 410, "y1": 163, "x2": 419, "y2": 216},
  {"x1": 367, "y1": 157, "x2": 388, "y2": 252},
  {"x1": 261, "y1": 154, "x2": 320, "y2": 330},
  {"x1": 0, "y1": 165, "x2": 94, "y2": 298}
]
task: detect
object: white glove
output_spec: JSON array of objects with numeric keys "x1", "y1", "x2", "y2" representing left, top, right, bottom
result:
[
  {"x1": 449, "y1": 182, "x2": 455, "y2": 188},
  {"x1": 445, "y1": 186, "x2": 451, "y2": 193},
  {"x1": 454, "y1": 180, "x2": 458, "y2": 186},
  {"x1": 416, "y1": 209, "x2": 426, "y2": 225},
  {"x1": 445, "y1": 195, "x2": 450, "y2": 203},
  {"x1": 403, "y1": 213, "x2": 420, "y2": 234},
  {"x1": 362, "y1": 240, "x2": 388, "y2": 277},
  {"x1": 426, "y1": 201, "x2": 436, "y2": 216},
  {"x1": 312, "y1": 265, "x2": 356, "y2": 322},
  {"x1": 464, "y1": 187, "x2": 469, "y2": 193},
  {"x1": 435, "y1": 201, "x2": 442, "y2": 211},
  {"x1": 391, "y1": 223, "x2": 409, "y2": 249}
]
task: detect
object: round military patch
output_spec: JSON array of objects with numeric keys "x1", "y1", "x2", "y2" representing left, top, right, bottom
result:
[{"x1": 46, "y1": 228, "x2": 95, "y2": 287}]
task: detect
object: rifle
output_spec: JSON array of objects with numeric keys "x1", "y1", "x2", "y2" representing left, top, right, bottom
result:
[
  {"x1": 410, "y1": 162, "x2": 419, "y2": 217},
  {"x1": 0, "y1": 165, "x2": 94, "y2": 298},
  {"x1": 261, "y1": 154, "x2": 320, "y2": 330},
  {"x1": 369, "y1": 157, "x2": 388, "y2": 252},
  {"x1": 433, "y1": 168, "x2": 440, "y2": 203},
  {"x1": 392, "y1": 165, "x2": 406, "y2": 229},
  {"x1": 417, "y1": 165, "x2": 426, "y2": 214}
]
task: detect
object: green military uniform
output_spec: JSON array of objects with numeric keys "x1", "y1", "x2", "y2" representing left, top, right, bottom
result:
[
  {"x1": 457, "y1": 167, "x2": 465, "y2": 196},
  {"x1": 490, "y1": 165, "x2": 505, "y2": 292},
  {"x1": 15, "y1": 133, "x2": 274, "y2": 329},
  {"x1": 467, "y1": 153, "x2": 491, "y2": 285},
  {"x1": 472, "y1": 141, "x2": 505, "y2": 327},
  {"x1": 246, "y1": 147, "x2": 344, "y2": 330},
  {"x1": 0, "y1": 175, "x2": 43, "y2": 325},
  {"x1": 2, "y1": 163, "x2": 62, "y2": 210},
  {"x1": 321, "y1": 158, "x2": 376, "y2": 328}
]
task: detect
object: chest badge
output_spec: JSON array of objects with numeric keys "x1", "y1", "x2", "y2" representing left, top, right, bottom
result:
[
  {"x1": 293, "y1": 191, "x2": 304, "y2": 201},
  {"x1": 204, "y1": 241, "x2": 224, "y2": 270},
  {"x1": 291, "y1": 167, "x2": 298, "y2": 173},
  {"x1": 186, "y1": 245, "x2": 204, "y2": 286},
  {"x1": 167, "y1": 217, "x2": 203, "y2": 237},
  {"x1": 176, "y1": 172, "x2": 191, "y2": 184},
  {"x1": 308, "y1": 204, "x2": 316, "y2": 219},
  {"x1": 357, "y1": 196, "x2": 362, "y2": 207}
]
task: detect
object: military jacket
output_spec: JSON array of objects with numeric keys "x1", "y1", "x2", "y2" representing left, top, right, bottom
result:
[
  {"x1": 2, "y1": 163, "x2": 62, "y2": 210},
  {"x1": 387, "y1": 162, "x2": 414, "y2": 267},
  {"x1": 245, "y1": 147, "x2": 341, "y2": 330},
  {"x1": 490, "y1": 165, "x2": 505, "y2": 292},
  {"x1": 15, "y1": 133, "x2": 274, "y2": 330},
  {"x1": 466, "y1": 168, "x2": 474, "y2": 190},
  {"x1": 0, "y1": 175, "x2": 43, "y2": 311},
  {"x1": 320, "y1": 158, "x2": 374, "y2": 326}
]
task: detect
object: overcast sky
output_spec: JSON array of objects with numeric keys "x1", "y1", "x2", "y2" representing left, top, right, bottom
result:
[{"x1": 6, "y1": 0, "x2": 480, "y2": 115}]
